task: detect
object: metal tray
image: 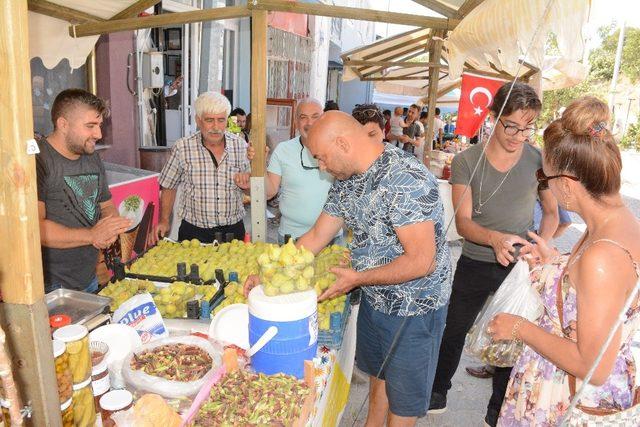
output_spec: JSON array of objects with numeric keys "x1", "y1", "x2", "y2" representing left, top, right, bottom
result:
[{"x1": 45, "y1": 289, "x2": 112, "y2": 325}]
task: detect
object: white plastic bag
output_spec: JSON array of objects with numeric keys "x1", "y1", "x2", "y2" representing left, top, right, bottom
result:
[
  {"x1": 113, "y1": 293, "x2": 168, "y2": 343},
  {"x1": 464, "y1": 260, "x2": 543, "y2": 367},
  {"x1": 122, "y1": 335, "x2": 223, "y2": 399}
]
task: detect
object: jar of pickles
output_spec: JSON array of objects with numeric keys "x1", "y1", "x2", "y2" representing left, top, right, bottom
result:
[
  {"x1": 53, "y1": 339, "x2": 73, "y2": 403},
  {"x1": 71, "y1": 378, "x2": 96, "y2": 427},
  {"x1": 53, "y1": 325, "x2": 91, "y2": 384},
  {"x1": 60, "y1": 398, "x2": 73, "y2": 427}
]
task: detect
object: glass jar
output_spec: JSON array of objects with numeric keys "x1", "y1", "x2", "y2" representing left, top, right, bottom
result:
[
  {"x1": 99, "y1": 390, "x2": 133, "y2": 427},
  {"x1": 1, "y1": 399, "x2": 10, "y2": 427},
  {"x1": 71, "y1": 378, "x2": 96, "y2": 427},
  {"x1": 53, "y1": 325, "x2": 91, "y2": 383},
  {"x1": 60, "y1": 398, "x2": 73, "y2": 427},
  {"x1": 92, "y1": 368, "x2": 110, "y2": 419},
  {"x1": 53, "y1": 339, "x2": 73, "y2": 403}
]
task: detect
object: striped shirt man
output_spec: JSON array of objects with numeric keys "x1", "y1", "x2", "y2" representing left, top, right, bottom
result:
[{"x1": 159, "y1": 131, "x2": 249, "y2": 228}]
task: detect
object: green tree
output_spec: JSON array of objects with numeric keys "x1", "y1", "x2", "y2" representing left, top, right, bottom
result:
[{"x1": 589, "y1": 25, "x2": 640, "y2": 83}]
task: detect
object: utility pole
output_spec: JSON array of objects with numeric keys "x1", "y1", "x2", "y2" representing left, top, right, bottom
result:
[{"x1": 609, "y1": 19, "x2": 626, "y2": 122}]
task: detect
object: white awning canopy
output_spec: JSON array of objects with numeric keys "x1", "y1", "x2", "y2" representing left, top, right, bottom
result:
[
  {"x1": 342, "y1": 0, "x2": 591, "y2": 103},
  {"x1": 28, "y1": 0, "x2": 144, "y2": 69}
]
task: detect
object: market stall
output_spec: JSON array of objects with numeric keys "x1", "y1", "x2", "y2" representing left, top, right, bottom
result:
[{"x1": 42, "y1": 237, "x2": 358, "y2": 426}]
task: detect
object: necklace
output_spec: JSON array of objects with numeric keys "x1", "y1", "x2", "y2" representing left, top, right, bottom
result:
[{"x1": 474, "y1": 153, "x2": 516, "y2": 215}]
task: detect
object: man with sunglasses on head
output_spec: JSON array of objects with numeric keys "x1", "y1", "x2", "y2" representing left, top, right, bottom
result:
[
  {"x1": 428, "y1": 82, "x2": 558, "y2": 427},
  {"x1": 262, "y1": 98, "x2": 342, "y2": 244}
]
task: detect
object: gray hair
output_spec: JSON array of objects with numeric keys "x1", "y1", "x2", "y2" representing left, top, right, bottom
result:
[
  {"x1": 194, "y1": 92, "x2": 231, "y2": 118},
  {"x1": 295, "y1": 98, "x2": 323, "y2": 118}
]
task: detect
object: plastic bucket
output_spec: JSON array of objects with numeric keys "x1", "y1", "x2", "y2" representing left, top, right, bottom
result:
[{"x1": 248, "y1": 286, "x2": 317, "y2": 379}]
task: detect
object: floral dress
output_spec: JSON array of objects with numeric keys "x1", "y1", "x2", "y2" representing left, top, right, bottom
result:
[{"x1": 498, "y1": 241, "x2": 640, "y2": 426}]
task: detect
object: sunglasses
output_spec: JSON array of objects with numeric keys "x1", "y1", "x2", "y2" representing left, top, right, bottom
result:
[
  {"x1": 536, "y1": 168, "x2": 579, "y2": 190},
  {"x1": 300, "y1": 146, "x2": 319, "y2": 170}
]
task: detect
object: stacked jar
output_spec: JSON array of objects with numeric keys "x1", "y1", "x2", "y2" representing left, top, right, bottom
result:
[
  {"x1": 90, "y1": 341, "x2": 110, "y2": 419},
  {"x1": 53, "y1": 325, "x2": 96, "y2": 427},
  {"x1": 99, "y1": 390, "x2": 133, "y2": 427},
  {"x1": 60, "y1": 398, "x2": 73, "y2": 427},
  {"x1": 52, "y1": 340, "x2": 73, "y2": 404}
]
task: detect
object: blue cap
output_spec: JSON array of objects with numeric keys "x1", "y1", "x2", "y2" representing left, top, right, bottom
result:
[
  {"x1": 229, "y1": 271, "x2": 239, "y2": 283},
  {"x1": 200, "y1": 300, "x2": 210, "y2": 319}
]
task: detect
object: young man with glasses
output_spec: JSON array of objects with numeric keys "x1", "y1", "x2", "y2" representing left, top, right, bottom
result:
[
  {"x1": 428, "y1": 82, "x2": 559, "y2": 427},
  {"x1": 263, "y1": 98, "x2": 342, "y2": 244}
]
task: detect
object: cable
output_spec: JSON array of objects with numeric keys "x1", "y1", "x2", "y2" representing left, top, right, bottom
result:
[{"x1": 350, "y1": 0, "x2": 556, "y2": 424}]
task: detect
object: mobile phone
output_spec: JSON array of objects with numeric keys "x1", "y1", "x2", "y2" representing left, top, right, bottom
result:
[{"x1": 512, "y1": 243, "x2": 523, "y2": 261}]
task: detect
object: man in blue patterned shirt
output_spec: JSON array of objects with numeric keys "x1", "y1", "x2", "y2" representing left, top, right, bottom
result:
[{"x1": 297, "y1": 111, "x2": 452, "y2": 425}]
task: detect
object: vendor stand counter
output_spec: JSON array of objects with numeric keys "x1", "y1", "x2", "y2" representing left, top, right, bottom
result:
[{"x1": 162, "y1": 308, "x2": 359, "y2": 426}]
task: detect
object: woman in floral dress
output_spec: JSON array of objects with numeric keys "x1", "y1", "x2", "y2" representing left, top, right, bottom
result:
[{"x1": 487, "y1": 96, "x2": 640, "y2": 426}]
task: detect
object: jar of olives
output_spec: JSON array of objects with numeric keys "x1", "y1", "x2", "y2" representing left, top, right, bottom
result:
[
  {"x1": 60, "y1": 398, "x2": 73, "y2": 427},
  {"x1": 53, "y1": 339, "x2": 73, "y2": 403},
  {"x1": 53, "y1": 325, "x2": 91, "y2": 384},
  {"x1": 71, "y1": 378, "x2": 96, "y2": 427}
]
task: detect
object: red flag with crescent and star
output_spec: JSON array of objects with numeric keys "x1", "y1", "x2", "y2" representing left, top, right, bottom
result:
[{"x1": 456, "y1": 73, "x2": 507, "y2": 138}]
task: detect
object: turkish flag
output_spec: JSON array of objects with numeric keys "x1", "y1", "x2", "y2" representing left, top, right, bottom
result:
[{"x1": 456, "y1": 73, "x2": 507, "y2": 138}]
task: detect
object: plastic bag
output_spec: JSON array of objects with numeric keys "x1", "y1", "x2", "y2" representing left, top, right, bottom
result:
[
  {"x1": 112, "y1": 293, "x2": 168, "y2": 343},
  {"x1": 464, "y1": 260, "x2": 543, "y2": 367},
  {"x1": 122, "y1": 336, "x2": 223, "y2": 399}
]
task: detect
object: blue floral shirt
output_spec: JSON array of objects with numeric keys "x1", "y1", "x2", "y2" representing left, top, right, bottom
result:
[{"x1": 323, "y1": 144, "x2": 452, "y2": 316}]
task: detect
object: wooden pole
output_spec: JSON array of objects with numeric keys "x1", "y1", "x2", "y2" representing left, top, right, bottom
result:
[
  {"x1": 0, "y1": 1, "x2": 61, "y2": 425},
  {"x1": 249, "y1": 10, "x2": 267, "y2": 242},
  {"x1": 69, "y1": 5, "x2": 251, "y2": 37},
  {"x1": 28, "y1": 0, "x2": 104, "y2": 23},
  {"x1": 250, "y1": 0, "x2": 460, "y2": 29},
  {"x1": 423, "y1": 30, "x2": 445, "y2": 167}
]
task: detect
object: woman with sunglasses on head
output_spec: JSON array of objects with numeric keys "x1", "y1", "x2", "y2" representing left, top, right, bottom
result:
[
  {"x1": 351, "y1": 103, "x2": 385, "y2": 142},
  {"x1": 489, "y1": 96, "x2": 640, "y2": 426}
]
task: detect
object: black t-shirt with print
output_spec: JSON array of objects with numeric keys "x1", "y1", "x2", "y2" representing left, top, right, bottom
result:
[{"x1": 36, "y1": 139, "x2": 111, "y2": 291}]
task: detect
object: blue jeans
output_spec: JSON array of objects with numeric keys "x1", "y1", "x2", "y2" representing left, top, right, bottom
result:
[
  {"x1": 48, "y1": 276, "x2": 98, "y2": 294},
  {"x1": 356, "y1": 296, "x2": 447, "y2": 417}
]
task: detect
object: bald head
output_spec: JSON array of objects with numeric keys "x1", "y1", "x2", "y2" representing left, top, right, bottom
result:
[{"x1": 306, "y1": 111, "x2": 384, "y2": 180}]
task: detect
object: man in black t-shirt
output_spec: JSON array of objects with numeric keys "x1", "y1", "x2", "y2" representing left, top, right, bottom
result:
[
  {"x1": 37, "y1": 89, "x2": 131, "y2": 292},
  {"x1": 401, "y1": 104, "x2": 423, "y2": 154}
]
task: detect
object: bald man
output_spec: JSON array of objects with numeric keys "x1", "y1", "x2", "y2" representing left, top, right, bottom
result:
[{"x1": 297, "y1": 112, "x2": 452, "y2": 426}]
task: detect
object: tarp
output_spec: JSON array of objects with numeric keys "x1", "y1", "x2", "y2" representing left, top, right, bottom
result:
[
  {"x1": 28, "y1": 0, "x2": 142, "y2": 69},
  {"x1": 445, "y1": 0, "x2": 591, "y2": 79}
]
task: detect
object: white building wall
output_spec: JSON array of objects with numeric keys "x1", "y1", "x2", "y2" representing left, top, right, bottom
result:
[{"x1": 309, "y1": 16, "x2": 331, "y2": 104}]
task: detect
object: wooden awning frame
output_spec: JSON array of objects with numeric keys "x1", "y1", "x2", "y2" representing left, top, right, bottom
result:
[{"x1": 5, "y1": 1, "x2": 511, "y2": 424}]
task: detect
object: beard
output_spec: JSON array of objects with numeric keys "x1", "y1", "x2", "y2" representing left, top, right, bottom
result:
[{"x1": 66, "y1": 134, "x2": 96, "y2": 155}]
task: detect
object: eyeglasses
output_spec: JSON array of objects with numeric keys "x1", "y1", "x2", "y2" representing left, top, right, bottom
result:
[
  {"x1": 536, "y1": 168, "x2": 579, "y2": 190},
  {"x1": 499, "y1": 119, "x2": 536, "y2": 138},
  {"x1": 300, "y1": 145, "x2": 319, "y2": 170}
]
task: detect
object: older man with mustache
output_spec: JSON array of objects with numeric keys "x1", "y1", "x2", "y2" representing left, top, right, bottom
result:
[{"x1": 150, "y1": 92, "x2": 250, "y2": 244}]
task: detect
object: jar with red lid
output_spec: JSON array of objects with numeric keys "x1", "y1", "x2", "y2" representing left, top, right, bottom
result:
[{"x1": 99, "y1": 390, "x2": 133, "y2": 427}]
